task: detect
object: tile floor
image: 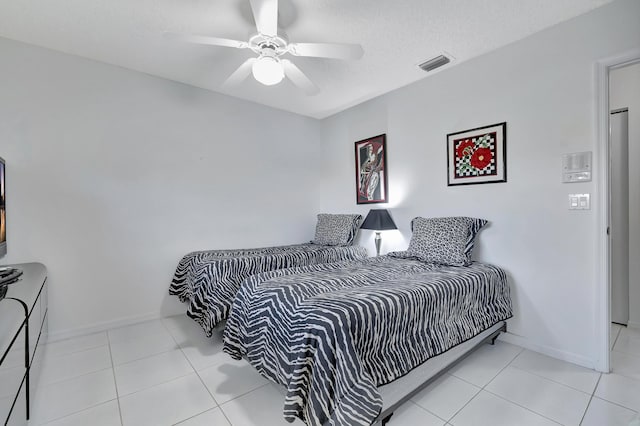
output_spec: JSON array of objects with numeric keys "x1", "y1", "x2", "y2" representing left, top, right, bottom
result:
[{"x1": 26, "y1": 318, "x2": 640, "y2": 426}]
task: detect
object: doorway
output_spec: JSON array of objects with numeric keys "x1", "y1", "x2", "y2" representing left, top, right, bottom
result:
[
  {"x1": 609, "y1": 106, "x2": 629, "y2": 327},
  {"x1": 596, "y1": 51, "x2": 640, "y2": 373}
]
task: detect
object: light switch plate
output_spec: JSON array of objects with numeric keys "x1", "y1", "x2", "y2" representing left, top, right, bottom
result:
[{"x1": 568, "y1": 193, "x2": 590, "y2": 210}]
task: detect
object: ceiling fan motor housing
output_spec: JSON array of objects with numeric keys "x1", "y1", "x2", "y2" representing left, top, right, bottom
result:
[{"x1": 249, "y1": 33, "x2": 289, "y2": 57}]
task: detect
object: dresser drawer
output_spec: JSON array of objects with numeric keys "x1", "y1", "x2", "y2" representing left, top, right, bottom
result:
[
  {"x1": 1, "y1": 263, "x2": 47, "y2": 424},
  {"x1": 0, "y1": 318, "x2": 27, "y2": 426},
  {"x1": 5, "y1": 377, "x2": 27, "y2": 426}
]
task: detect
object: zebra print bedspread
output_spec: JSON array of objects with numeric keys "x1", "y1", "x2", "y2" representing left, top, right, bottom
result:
[
  {"x1": 169, "y1": 243, "x2": 367, "y2": 336},
  {"x1": 223, "y1": 256, "x2": 512, "y2": 426}
]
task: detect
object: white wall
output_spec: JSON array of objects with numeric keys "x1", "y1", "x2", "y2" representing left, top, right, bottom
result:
[
  {"x1": 610, "y1": 62, "x2": 640, "y2": 328},
  {"x1": 319, "y1": 0, "x2": 640, "y2": 367},
  {"x1": 0, "y1": 37, "x2": 323, "y2": 339}
]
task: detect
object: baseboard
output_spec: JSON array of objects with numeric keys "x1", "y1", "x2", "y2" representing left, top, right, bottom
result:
[
  {"x1": 498, "y1": 332, "x2": 596, "y2": 370},
  {"x1": 627, "y1": 320, "x2": 640, "y2": 330},
  {"x1": 48, "y1": 311, "x2": 166, "y2": 343}
]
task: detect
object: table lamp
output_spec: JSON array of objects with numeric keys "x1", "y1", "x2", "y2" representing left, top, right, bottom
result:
[{"x1": 360, "y1": 209, "x2": 397, "y2": 256}]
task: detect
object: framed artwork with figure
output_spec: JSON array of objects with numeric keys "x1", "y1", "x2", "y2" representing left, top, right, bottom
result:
[
  {"x1": 447, "y1": 122, "x2": 507, "y2": 186},
  {"x1": 355, "y1": 134, "x2": 388, "y2": 204}
]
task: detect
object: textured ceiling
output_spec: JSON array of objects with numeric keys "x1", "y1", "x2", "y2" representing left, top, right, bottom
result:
[{"x1": 0, "y1": 0, "x2": 614, "y2": 119}]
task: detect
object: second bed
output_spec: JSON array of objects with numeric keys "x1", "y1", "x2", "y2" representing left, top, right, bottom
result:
[{"x1": 169, "y1": 214, "x2": 367, "y2": 335}]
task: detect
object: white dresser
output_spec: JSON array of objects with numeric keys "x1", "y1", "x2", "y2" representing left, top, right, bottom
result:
[{"x1": 0, "y1": 263, "x2": 48, "y2": 425}]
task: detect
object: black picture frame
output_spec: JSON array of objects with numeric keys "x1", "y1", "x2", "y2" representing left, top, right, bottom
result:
[
  {"x1": 355, "y1": 134, "x2": 388, "y2": 204},
  {"x1": 447, "y1": 122, "x2": 507, "y2": 186}
]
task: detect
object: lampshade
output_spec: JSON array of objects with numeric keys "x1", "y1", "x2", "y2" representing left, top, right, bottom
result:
[
  {"x1": 252, "y1": 55, "x2": 284, "y2": 86},
  {"x1": 360, "y1": 209, "x2": 397, "y2": 231}
]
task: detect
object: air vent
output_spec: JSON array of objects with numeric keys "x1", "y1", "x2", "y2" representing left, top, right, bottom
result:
[{"x1": 418, "y1": 55, "x2": 450, "y2": 72}]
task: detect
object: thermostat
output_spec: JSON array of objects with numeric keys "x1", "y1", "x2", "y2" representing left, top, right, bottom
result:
[{"x1": 562, "y1": 152, "x2": 592, "y2": 183}]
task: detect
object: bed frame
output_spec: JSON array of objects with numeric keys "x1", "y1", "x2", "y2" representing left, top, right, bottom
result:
[{"x1": 372, "y1": 321, "x2": 507, "y2": 426}]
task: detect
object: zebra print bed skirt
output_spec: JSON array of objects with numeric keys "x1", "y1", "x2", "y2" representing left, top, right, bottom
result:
[
  {"x1": 168, "y1": 243, "x2": 368, "y2": 336},
  {"x1": 223, "y1": 255, "x2": 513, "y2": 426}
]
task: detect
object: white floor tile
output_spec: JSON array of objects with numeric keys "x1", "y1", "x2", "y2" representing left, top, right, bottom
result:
[
  {"x1": 581, "y1": 397, "x2": 639, "y2": 426},
  {"x1": 270, "y1": 382, "x2": 288, "y2": 397},
  {"x1": 161, "y1": 315, "x2": 212, "y2": 343},
  {"x1": 163, "y1": 316, "x2": 228, "y2": 371},
  {"x1": 450, "y1": 391, "x2": 558, "y2": 426},
  {"x1": 611, "y1": 350, "x2": 640, "y2": 381},
  {"x1": 220, "y1": 385, "x2": 305, "y2": 426},
  {"x1": 40, "y1": 400, "x2": 122, "y2": 426},
  {"x1": 118, "y1": 373, "x2": 215, "y2": 426},
  {"x1": 114, "y1": 349, "x2": 194, "y2": 396},
  {"x1": 29, "y1": 369, "x2": 117, "y2": 425},
  {"x1": 620, "y1": 326, "x2": 640, "y2": 340},
  {"x1": 198, "y1": 358, "x2": 270, "y2": 404},
  {"x1": 595, "y1": 372, "x2": 640, "y2": 411},
  {"x1": 613, "y1": 327, "x2": 640, "y2": 356},
  {"x1": 510, "y1": 349, "x2": 601, "y2": 394},
  {"x1": 174, "y1": 407, "x2": 231, "y2": 426},
  {"x1": 448, "y1": 341, "x2": 522, "y2": 387},
  {"x1": 180, "y1": 339, "x2": 229, "y2": 372},
  {"x1": 486, "y1": 366, "x2": 589, "y2": 425},
  {"x1": 107, "y1": 320, "x2": 170, "y2": 343},
  {"x1": 109, "y1": 327, "x2": 178, "y2": 366},
  {"x1": 44, "y1": 332, "x2": 109, "y2": 358},
  {"x1": 385, "y1": 401, "x2": 446, "y2": 426},
  {"x1": 40, "y1": 346, "x2": 112, "y2": 386},
  {"x1": 410, "y1": 373, "x2": 480, "y2": 421}
]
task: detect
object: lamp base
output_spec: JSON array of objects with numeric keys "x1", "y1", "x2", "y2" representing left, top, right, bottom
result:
[{"x1": 375, "y1": 232, "x2": 382, "y2": 257}]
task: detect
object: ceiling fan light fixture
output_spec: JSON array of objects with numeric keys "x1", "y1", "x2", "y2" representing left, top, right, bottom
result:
[{"x1": 252, "y1": 55, "x2": 284, "y2": 86}]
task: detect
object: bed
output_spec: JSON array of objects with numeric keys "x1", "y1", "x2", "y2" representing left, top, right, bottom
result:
[
  {"x1": 222, "y1": 216, "x2": 513, "y2": 426},
  {"x1": 169, "y1": 214, "x2": 368, "y2": 336}
]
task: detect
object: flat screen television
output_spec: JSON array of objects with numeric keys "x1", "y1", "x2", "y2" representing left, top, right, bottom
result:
[{"x1": 0, "y1": 157, "x2": 5, "y2": 258}]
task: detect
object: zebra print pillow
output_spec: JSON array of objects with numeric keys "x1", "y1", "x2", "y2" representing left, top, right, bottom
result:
[
  {"x1": 412, "y1": 216, "x2": 487, "y2": 263},
  {"x1": 395, "y1": 216, "x2": 487, "y2": 266},
  {"x1": 312, "y1": 213, "x2": 363, "y2": 246}
]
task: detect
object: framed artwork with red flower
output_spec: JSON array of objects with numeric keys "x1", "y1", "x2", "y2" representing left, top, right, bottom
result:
[
  {"x1": 355, "y1": 134, "x2": 388, "y2": 204},
  {"x1": 447, "y1": 122, "x2": 507, "y2": 186}
]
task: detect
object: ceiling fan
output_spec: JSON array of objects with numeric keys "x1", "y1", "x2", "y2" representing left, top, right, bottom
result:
[{"x1": 165, "y1": 0, "x2": 364, "y2": 95}]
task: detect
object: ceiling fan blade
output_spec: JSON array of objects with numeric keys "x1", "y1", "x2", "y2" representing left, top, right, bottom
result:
[
  {"x1": 288, "y1": 42, "x2": 364, "y2": 60},
  {"x1": 282, "y1": 60, "x2": 319, "y2": 96},
  {"x1": 249, "y1": 0, "x2": 278, "y2": 37},
  {"x1": 164, "y1": 32, "x2": 248, "y2": 49},
  {"x1": 223, "y1": 58, "x2": 257, "y2": 87}
]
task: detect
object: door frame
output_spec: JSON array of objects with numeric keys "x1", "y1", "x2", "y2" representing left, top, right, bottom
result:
[{"x1": 595, "y1": 49, "x2": 640, "y2": 373}]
